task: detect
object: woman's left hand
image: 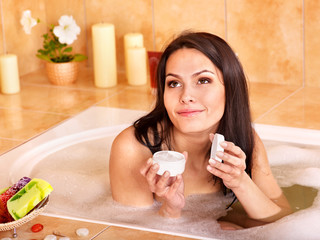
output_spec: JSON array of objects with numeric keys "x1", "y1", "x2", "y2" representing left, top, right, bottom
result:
[{"x1": 207, "y1": 140, "x2": 247, "y2": 190}]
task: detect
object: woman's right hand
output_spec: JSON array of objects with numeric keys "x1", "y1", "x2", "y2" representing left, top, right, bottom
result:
[{"x1": 140, "y1": 154, "x2": 187, "y2": 218}]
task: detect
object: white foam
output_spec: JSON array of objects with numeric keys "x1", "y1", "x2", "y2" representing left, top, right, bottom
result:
[{"x1": 29, "y1": 137, "x2": 320, "y2": 239}]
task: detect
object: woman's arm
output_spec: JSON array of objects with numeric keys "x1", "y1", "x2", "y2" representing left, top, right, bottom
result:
[
  {"x1": 109, "y1": 126, "x2": 154, "y2": 206},
  {"x1": 207, "y1": 131, "x2": 292, "y2": 222},
  {"x1": 110, "y1": 126, "x2": 186, "y2": 218}
]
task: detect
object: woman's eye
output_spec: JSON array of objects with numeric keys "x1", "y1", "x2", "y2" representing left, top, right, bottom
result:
[
  {"x1": 167, "y1": 81, "x2": 181, "y2": 88},
  {"x1": 198, "y1": 78, "x2": 211, "y2": 84}
]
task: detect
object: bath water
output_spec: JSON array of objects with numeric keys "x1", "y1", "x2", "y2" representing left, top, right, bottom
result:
[{"x1": 30, "y1": 137, "x2": 320, "y2": 239}]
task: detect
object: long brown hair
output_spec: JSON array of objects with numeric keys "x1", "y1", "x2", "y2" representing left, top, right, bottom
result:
[{"x1": 134, "y1": 32, "x2": 254, "y2": 191}]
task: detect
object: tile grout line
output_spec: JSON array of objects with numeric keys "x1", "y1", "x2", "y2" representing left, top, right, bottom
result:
[
  {"x1": 254, "y1": 86, "x2": 304, "y2": 122},
  {"x1": 92, "y1": 86, "x2": 129, "y2": 107},
  {"x1": 0, "y1": 106, "x2": 73, "y2": 116},
  {"x1": 0, "y1": 0, "x2": 6, "y2": 54},
  {"x1": 0, "y1": 136, "x2": 24, "y2": 142},
  {"x1": 20, "y1": 82, "x2": 125, "y2": 93},
  {"x1": 224, "y1": 0, "x2": 228, "y2": 41},
  {"x1": 91, "y1": 226, "x2": 111, "y2": 240}
]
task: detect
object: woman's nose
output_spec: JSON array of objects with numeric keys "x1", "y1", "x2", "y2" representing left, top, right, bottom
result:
[{"x1": 180, "y1": 86, "x2": 195, "y2": 104}]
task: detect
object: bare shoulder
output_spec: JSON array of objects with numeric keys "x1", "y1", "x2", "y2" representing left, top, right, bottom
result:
[
  {"x1": 111, "y1": 126, "x2": 144, "y2": 153},
  {"x1": 109, "y1": 125, "x2": 154, "y2": 206},
  {"x1": 110, "y1": 125, "x2": 151, "y2": 171}
]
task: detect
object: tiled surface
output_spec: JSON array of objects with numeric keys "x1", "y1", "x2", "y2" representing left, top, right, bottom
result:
[
  {"x1": 0, "y1": 215, "x2": 108, "y2": 239},
  {"x1": 0, "y1": 68, "x2": 320, "y2": 239},
  {"x1": 305, "y1": 0, "x2": 320, "y2": 87},
  {"x1": 0, "y1": 108, "x2": 69, "y2": 141},
  {"x1": 1, "y1": 0, "x2": 47, "y2": 74},
  {"x1": 97, "y1": 226, "x2": 195, "y2": 240},
  {"x1": 153, "y1": 0, "x2": 225, "y2": 50},
  {"x1": 227, "y1": 0, "x2": 303, "y2": 85},
  {"x1": 255, "y1": 87, "x2": 320, "y2": 129},
  {"x1": 2, "y1": 1, "x2": 320, "y2": 87},
  {"x1": 85, "y1": 0, "x2": 153, "y2": 71},
  {"x1": 248, "y1": 82, "x2": 301, "y2": 121}
]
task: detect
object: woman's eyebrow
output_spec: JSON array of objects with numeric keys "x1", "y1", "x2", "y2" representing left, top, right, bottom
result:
[
  {"x1": 165, "y1": 70, "x2": 215, "y2": 79},
  {"x1": 165, "y1": 73, "x2": 181, "y2": 78},
  {"x1": 192, "y1": 70, "x2": 215, "y2": 77}
]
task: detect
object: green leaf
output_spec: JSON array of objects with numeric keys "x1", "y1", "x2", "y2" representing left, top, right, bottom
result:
[
  {"x1": 72, "y1": 54, "x2": 87, "y2": 62},
  {"x1": 63, "y1": 47, "x2": 73, "y2": 53},
  {"x1": 36, "y1": 54, "x2": 52, "y2": 62}
]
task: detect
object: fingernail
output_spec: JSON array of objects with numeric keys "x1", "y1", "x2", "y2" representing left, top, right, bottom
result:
[
  {"x1": 152, "y1": 164, "x2": 158, "y2": 170},
  {"x1": 164, "y1": 171, "x2": 170, "y2": 177},
  {"x1": 221, "y1": 142, "x2": 227, "y2": 147},
  {"x1": 147, "y1": 158, "x2": 152, "y2": 164},
  {"x1": 209, "y1": 158, "x2": 216, "y2": 165},
  {"x1": 216, "y1": 152, "x2": 224, "y2": 158}
]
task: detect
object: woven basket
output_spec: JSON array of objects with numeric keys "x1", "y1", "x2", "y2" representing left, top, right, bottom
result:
[
  {"x1": 0, "y1": 197, "x2": 49, "y2": 231},
  {"x1": 45, "y1": 61, "x2": 79, "y2": 85}
]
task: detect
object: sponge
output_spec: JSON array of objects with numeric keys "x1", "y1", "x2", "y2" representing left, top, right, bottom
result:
[{"x1": 7, "y1": 178, "x2": 53, "y2": 220}]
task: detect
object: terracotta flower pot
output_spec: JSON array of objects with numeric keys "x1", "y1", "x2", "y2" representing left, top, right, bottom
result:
[{"x1": 45, "y1": 61, "x2": 79, "y2": 85}]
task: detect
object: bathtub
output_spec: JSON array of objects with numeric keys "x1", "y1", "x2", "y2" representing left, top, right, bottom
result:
[{"x1": 1, "y1": 106, "x2": 320, "y2": 240}]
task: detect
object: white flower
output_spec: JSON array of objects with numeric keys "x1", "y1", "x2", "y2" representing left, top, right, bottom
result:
[
  {"x1": 53, "y1": 15, "x2": 80, "y2": 45},
  {"x1": 20, "y1": 10, "x2": 37, "y2": 34}
]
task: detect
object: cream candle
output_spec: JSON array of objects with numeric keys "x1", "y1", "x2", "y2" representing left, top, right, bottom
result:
[
  {"x1": 124, "y1": 33, "x2": 144, "y2": 79},
  {"x1": 127, "y1": 47, "x2": 147, "y2": 86},
  {"x1": 0, "y1": 54, "x2": 20, "y2": 94},
  {"x1": 92, "y1": 23, "x2": 117, "y2": 88}
]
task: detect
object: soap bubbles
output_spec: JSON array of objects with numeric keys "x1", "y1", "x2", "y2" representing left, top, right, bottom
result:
[{"x1": 30, "y1": 137, "x2": 320, "y2": 239}]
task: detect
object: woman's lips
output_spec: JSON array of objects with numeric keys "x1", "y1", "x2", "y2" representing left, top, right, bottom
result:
[{"x1": 177, "y1": 109, "x2": 204, "y2": 117}]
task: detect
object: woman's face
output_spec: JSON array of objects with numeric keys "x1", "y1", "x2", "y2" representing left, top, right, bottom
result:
[{"x1": 164, "y1": 48, "x2": 225, "y2": 135}]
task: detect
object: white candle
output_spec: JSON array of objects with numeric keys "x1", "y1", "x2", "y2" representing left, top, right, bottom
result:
[
  {"x1": 127, "y1": 47, "x2": 147, "y2": 86},
  {"x1": 92, "y1": 23, "x2": 117, "y2": 88},
  {"x1": 0, "y1": 54, "x2": 20, "y2": 94},
  {"x1": 124, "y1": 33, "x2": 143, "y2": 79}
]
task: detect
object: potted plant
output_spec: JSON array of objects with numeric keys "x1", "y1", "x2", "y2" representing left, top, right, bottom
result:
[{"x1": 20, "y1": 10, "x2": 87, "y2": 85}]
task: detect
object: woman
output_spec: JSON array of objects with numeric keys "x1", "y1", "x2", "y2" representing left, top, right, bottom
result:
[{"x1": 109, "y1": 32, "x2": 291, "y2": 228}]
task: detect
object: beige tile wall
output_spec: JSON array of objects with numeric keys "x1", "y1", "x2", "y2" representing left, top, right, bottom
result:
[
  {"x1": 227, "y1": 0, "x2": 303, "y2": 86},
  {"x1": 305, "y1": 0, "x2": 320, "y2": 88},
  {"x1": 0, "y1": 0, "x2": 319, "y2": 87},
  {"x1": 153, "y1": 0, "x2": 225, "y2": 51},
  {"x1": 85, "y1": 0, "x2": 153, "y2": 72},
  {"x1": 1, "y1": 0, "x2": 47, "y2": 74}
]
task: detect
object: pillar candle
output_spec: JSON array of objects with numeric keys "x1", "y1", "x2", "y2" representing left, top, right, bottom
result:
[
  {"x1": 0, "y1": 54, "x2": 20, "y2": 94},
  {"x1": 127, "y1": 47, "x2": 147, "y2": 86},
  {"x1": 92, "y1": 23, "x2": 117, "y2": 88},
  {"x1": 124, "y1": 33, "x2": 144, "y2": 79}
]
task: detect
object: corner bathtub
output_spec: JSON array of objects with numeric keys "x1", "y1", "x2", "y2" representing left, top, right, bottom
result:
[{"x1": 1, "y1": 107, "x2": 320, "y2": 240}]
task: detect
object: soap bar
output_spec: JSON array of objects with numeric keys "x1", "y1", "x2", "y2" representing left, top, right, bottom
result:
[
  {"x1": 210, "y1": 133, "x2": 225, "y2": 162},
  {"x1": 0, "y1": 187, "x2": 9, "y2": 195},
  {"x1": 0, "y1": 177, "x2": 31, "y2": 223},
  {"x1": 7, "y1": 178, "x2": 53, "y2": 220}
]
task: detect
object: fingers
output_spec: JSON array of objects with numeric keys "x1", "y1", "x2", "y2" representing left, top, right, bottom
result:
[
  {"x1": 140, "y1": 158, "x2": 183, "y2": 196},
  {"x1": 215, "y1": 142, "x2": 246, "y2": 170},
  {"x1": 207, "y1": 141, "x2": 247, "y2": 188},
  {"x1": 207, "y1": 158, "x2": 242, "y2": 180},
  {"x1": 222, "y1": 141, "x2": 246, "y2": 161}
]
